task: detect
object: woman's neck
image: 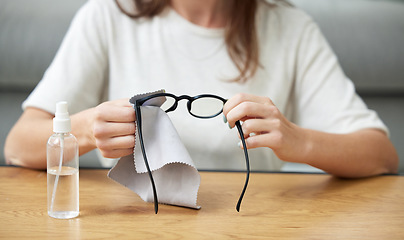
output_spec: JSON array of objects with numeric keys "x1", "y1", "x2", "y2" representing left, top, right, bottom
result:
[{"x1": 169, "y1": 0, "x2": 231, "y2": 28}]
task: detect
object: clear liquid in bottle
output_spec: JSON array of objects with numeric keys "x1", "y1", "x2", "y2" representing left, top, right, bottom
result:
[{"x1": 47, "y1": 166, "x2": 79, "y2": 219}]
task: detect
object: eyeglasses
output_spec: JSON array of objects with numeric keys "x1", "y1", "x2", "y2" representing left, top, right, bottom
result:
[{"x1": 131, "y1": 92, "x2": 250, "y2": 214}]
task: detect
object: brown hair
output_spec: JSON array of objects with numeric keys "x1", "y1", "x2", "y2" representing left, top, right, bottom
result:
[{"x1": 115, "y1": 0, "x2": 259, "y2": 83}]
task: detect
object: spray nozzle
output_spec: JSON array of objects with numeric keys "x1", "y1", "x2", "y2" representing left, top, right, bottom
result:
[{"x1": 53, "y1": 101, "x2": 71, "y2": 133}]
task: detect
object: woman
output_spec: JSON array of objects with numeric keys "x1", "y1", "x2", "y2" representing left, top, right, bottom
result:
[{"x1": 4, "y1": 0, "x2": 398, "y2": 177}]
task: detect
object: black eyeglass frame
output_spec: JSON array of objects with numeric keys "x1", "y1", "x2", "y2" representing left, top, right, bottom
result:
[{"x1": 133, "y1": 93, "x2": 250, "y2": 214}]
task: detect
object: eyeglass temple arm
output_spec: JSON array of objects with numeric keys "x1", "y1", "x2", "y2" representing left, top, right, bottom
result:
[
  {"x1": 135, "y1": 105, "x2": 159, "y2": 214},
  {"x1": 235, "y1": 120, "x2": 250, "y2": 212}
]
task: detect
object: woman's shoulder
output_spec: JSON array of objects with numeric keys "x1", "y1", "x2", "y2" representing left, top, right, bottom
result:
[
  {"x1": 257, "y1": 0, "x2": 315, "y2": 29},
  {"x1": 77, "y1": 0, "x2": 123, "y2": 18},
  {"x1": 71, "y1": 0, "x2": 142, "y2": 33},
  {"x1": 256, "y1": 0, "x2": 320, "y2": 49}
]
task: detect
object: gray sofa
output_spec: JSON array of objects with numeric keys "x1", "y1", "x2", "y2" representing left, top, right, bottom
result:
[{"x1": 1, "y1": 0, "x2": 403, "y2": 172}]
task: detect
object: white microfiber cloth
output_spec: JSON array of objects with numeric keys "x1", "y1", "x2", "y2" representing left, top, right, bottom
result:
[{"x1": 108, "y1": 91, "x2": 201, "y2": 209}]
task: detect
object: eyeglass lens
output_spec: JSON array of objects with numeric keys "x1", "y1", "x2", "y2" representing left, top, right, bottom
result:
[{"x1": 190, "y1": 97, "x2": 224, "y2": 117}]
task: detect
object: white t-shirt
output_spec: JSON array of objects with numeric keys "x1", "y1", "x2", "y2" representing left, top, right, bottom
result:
[{"x1": 23, "y1": 0, "x2": 388, "y2": 171}]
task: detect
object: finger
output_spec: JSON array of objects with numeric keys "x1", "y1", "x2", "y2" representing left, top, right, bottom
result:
[
  {"x1": 99, "y1": 148, "x2": 134, "y2": 159},
  {"x1": 239, "y1": 132, "x2": 282, "y2": 150},
  {"x1": 223, "y1": 93, "x2": 273, "y2": 116},
  {"x1": 95, "y1": 98, "x2": 136, "y2": 122},
  {"x1": 226, "y1": 102, "x2": 278, "y2": 128},
  {"x1": 240, "y1": 118, "x2": 280, "y2": 138},
  {"x1": 104, "y1": 106, "x2": 135, "y2": 123},
  {"x1": 93, "y1": 122, "x2": 136, "y2": 139},
  {"x1": 96, "y1": 135, "x2": 136, "y2": 152},
  {"x1": 109, "y1": 98, "x2": 133, "y2": 107}
]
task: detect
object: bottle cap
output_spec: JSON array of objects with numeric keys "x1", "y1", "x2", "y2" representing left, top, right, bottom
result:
[{"x1": 53, "y1": 101, "x2": 71, "y2": 133}]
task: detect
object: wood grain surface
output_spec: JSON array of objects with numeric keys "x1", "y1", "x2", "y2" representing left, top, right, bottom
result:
[{"x1": 0, "y1": 167, "x2": 403, "y2": 239}]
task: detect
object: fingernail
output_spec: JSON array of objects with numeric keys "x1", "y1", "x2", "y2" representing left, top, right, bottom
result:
[
  {"x1": 223, "y1": 114, "x2": 227, "y2": 123},
  {"x1": 237, "y1": 141, "x2": 243, "y2": 149},
  {"x1": 227, "y1": 122, "x2": 232, "y2": 129}
]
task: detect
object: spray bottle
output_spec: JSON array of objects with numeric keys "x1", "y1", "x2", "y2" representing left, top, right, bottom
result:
[{"x1": 47, "y1": 101, "x2": 79, "y2": 219}]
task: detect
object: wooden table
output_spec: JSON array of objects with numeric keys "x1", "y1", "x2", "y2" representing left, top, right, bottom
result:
[{"x1": 0, "y1": 167, "x2": 403, "y2": 239}]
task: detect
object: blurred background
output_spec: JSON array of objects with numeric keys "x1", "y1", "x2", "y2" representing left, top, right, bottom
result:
[{"x1": 0, "y1": 0, "x2": 403, "y2": 173}]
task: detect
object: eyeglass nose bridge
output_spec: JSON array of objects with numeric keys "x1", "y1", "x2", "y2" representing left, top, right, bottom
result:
[{"x1": 164, "y1": 95, "x2": 195, "y2": 114}]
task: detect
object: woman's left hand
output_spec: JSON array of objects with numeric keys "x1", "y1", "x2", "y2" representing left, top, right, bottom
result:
[{"x1": 223, "y1": 93, "x2": 310, "y2": 163}]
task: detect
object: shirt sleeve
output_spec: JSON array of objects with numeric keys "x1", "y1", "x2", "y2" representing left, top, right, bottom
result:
[
  {"x1": 291, "y1": 18, "x2": 389, "y2": 135},
  {"x1": 23, "y1": 0, "x2": 109, "y2": 114}
]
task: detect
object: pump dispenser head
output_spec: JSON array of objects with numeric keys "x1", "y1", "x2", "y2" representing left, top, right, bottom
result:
[{"x1": 53, "y1": 101, "x2": 71, "y2": 133}]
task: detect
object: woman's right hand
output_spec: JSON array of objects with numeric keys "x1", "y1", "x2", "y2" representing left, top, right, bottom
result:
[
  {"x1": 4, "y1": 98, "x2": 136, "y2": 169},
  {"x1": 92, "y1": 98, "x2": 136, "y2": 159}
]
